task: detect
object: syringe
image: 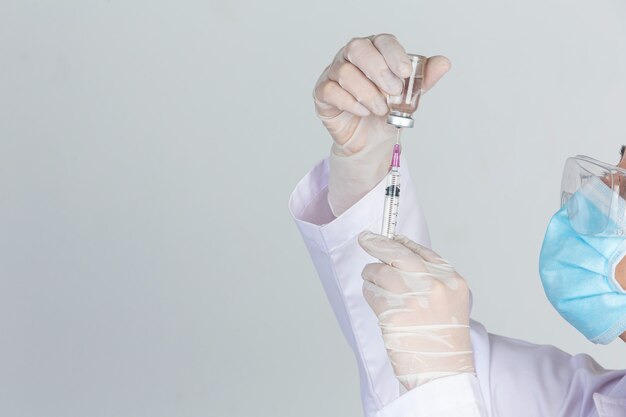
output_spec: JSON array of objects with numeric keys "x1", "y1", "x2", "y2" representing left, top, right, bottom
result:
[
  {"x1": 381, "y1": 134, "x2": 402, "y2": 238},
  {"x1": 380, "y1": 53, "x2": 426, "y2": 238}
]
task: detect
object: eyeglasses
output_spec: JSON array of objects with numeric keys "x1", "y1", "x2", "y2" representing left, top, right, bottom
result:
[{"x1": 561, "y1": 155, "x2": 626, "y2": 236}]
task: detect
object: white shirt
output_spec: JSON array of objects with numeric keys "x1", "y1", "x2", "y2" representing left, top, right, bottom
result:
[{"x1": 288, "y1": 157, "x2": 626, "y2": 417}]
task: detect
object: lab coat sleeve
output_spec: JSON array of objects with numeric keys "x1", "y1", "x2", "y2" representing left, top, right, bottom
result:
[
  {"x1": 594, "y1": 393, "x2": 626, "y2": 417},
  {"x1": 375, "y1": 374, "x2": 487, "y2": 417},
  {"x1": 469, "y1": 320, "x2": 626, "y2": 417},
  {"x1": 288, "y1": 157, "x2": 488, "y2": 417}
]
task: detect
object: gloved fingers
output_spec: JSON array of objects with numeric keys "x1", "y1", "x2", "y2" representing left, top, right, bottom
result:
[
  {"x1": 342, "y1": 36, "x2": 405, "y2": 96},
  {"x1": 313, "y1": 73, "x2": 371, "y2": 119},
  {"x1": 393, "y1": 234, "x2": 451, "y2": 266},
  {"x1": 422, "y1": 55, "x2": 452, "y2": 93},
  {"x1": 363, "y1": 279, "x2": 445, "y2": 326},
  {"x1": 327, "y1": 58, "x2": 389, "y2": 117},
  {"x1": 362, "y1": 279, "x2": 402, "y2": 317},
  {"x1": 362, "y1": 280, "x2": 427, "y2": 321},
  {"x1": 369, "y1": 280, "x2": 471, "y2": 327},
  {"x1": 362, "y1": 263, "x2": 432, "y2": 295},
  {"x1": 358, "y1": 231, "x2": 426, "y2": 272},
  {"x1": 369, "y1": 34, "x2": 413, "y2": 79}
]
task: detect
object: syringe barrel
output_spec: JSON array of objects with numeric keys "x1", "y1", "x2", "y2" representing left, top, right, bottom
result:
[{"x1": 381, "y1": 169, "x2": 401, "y2": 238}]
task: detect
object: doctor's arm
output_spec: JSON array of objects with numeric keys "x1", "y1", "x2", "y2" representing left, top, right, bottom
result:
[
  {"x1": 289, "y1": 34, "x2": 487, "y2": 417},
  {"x1": 289, "y1": 155, "x2": 487, "y2": 417}
]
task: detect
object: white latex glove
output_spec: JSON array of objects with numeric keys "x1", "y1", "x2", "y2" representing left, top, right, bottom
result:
[
  {"x1": 358, "y1": 231, "x2": 475, "y2": 391},
  {"x1": 313, "y1": 34, "x2": 451, "y2": 216}
]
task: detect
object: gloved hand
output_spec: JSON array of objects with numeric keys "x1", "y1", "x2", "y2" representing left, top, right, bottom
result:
[
  {"x1": 358, "y1": 231, "x2": 475, "y2": 390},
  {"x1": 313, "y1": 34, "x2": 451, "y2": 216}
]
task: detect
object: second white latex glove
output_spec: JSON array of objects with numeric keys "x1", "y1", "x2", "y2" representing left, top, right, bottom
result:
[{"x1": 358, "y1": 231, "x2": 475, "y2": 391}]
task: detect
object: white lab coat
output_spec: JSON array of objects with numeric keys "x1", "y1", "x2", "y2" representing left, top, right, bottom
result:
[{"x1": 288, "y1": 157, "x2": 626, "y2": 417}]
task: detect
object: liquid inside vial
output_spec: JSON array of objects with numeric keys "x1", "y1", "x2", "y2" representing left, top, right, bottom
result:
[
  {"x1": 386, "y1": 54, "x2": 426, "y2": 128},
  {"x1": 387, "y1": 75, "x2": 423, "y2": 115}
]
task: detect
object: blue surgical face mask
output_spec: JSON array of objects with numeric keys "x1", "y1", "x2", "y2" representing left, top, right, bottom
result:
[{"x1": 539, "y1": 176, "x2": 626, "y2": 344}]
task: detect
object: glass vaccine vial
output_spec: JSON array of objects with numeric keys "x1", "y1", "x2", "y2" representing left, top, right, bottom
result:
[{"x1": 386, "y1": 54, "x2": 427, "y2": 128}]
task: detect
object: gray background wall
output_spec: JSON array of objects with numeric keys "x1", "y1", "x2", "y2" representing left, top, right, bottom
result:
[{"x1": 1, "y1": 1, "x2": 626, "y2": 416}]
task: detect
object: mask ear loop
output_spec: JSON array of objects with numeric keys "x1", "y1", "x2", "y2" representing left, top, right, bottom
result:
[
  {"x1": 615, "y1": 174, "x2": 626, "y2": 236},
  {"x1": 609, "y1": 173, "x2": 623, "y2": 236}
]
